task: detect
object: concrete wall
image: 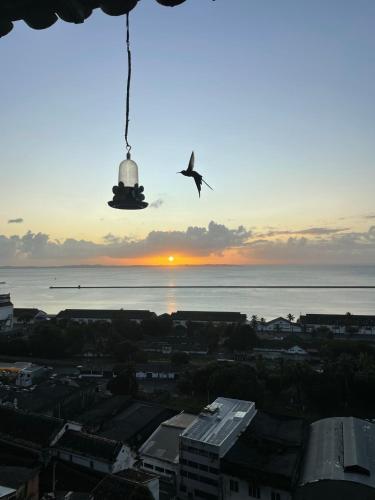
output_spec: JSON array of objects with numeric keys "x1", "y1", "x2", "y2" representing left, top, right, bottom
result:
[
  {"x1": 223, "y1": 474, "x2": 291, "y2": 500},
  {"x1": 296, "y1": 480, "x2": 375, "y2": 500}
]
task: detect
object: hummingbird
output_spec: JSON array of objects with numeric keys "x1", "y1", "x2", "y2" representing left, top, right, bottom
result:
[{"x1": 177, "y1": 151, "x2": 213, "y2": 197}]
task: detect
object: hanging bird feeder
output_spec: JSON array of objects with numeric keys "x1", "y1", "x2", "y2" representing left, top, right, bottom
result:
[{"x1": 108, "y1": 12, "x2": 148, "y2": 210}]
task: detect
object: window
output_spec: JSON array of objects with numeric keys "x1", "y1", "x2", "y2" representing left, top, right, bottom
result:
[
  {"x1": 188, "y1": 472, "x2": 198, "y2": 480},
  {"x1": 181, "y1": 470, "x2": 187, "y2": 477},
  {"x1": 199, "y1": 464, "x2": 208, "y2": 472},
  {"x1": 271, "y1": 493, "x2": 281, "y2": 500},
  {"x1": 209, "y1": 467, "x2": 219, "y2": 474},
  {"x1": 188, "y1": 460, "x2": 198, "y2": 469},
  {"x1": 144, "y1": 463, "x2": 153, "y2": 469},
  {"x1": 194, "y1": 490, "x2": 217, "y2": 500},
  {"x1": 155, "y1": 466, "x2": 164, "y2": 473},
  {"x1": 248, "y1": 482, "x2": 260, "y2": 498},
  {"x1": 230, "y1": 479, "x2": 239, "y2": 493}
]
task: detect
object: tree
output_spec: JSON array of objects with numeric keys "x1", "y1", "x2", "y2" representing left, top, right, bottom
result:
[
  {"x1": 287, "y1": 313, "x2": 295, "y2": 333},
  {"x1": 171, "y1": 351, "x2": 190, "y2": 366},
  {"x1": 129, "y1": 486, "x2": 153, "y2": 500},
  {"x1": 224, "y1": 324, "x2": 257, "y2": 352},
  {"x1": 115, "y1": 340, "x2": 140, "y2": 363},
  {"x1": 250, "y1": 315, "x2": 258, "y2": 329},
  {"x1": 107, "y1": 364, "x2": 138, "y2": 396}
]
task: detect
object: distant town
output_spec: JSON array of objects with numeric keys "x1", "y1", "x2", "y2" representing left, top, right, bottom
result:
[{"x1": 1, "y1": 292, "x2": 375, "y2": 499}]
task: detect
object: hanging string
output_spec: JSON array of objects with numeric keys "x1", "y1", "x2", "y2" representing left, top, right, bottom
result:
[{"x1": 124, "y1": 12, "x2": 132, "y2": 155}]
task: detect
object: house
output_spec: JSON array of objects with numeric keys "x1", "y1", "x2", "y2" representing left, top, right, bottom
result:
[
  {"x1": 221, "y1": 411, "x2": 307, "y2": 500},
  {"x1": 0, "y1": 378, "x2": 98, "y2": 419},
  {"x1": 0, "y1": 294, "x2": 13, "y2": 332},
  {"x1": 54, "y1": 430, "x2": 133, "y2": 474},
  {"x1": 15, "y1": 363, "x2": 47, "y2": 387},
  {"x1": 171, "y1": 311, "x2": 247, "y2": 327},
  {"x1": 179, "y1": 398, "x2": 256, "y2": 500},
  {"x1": 139, "y1": 412, "x2": 196, "y2": 486},
  {"x1": 13, "y1": 308, "x2": 47, "y2": 325},
  {"x1": 299, "y1": 314, "x2": 375, "y2": 335},
  {"x1": 135, "y1": 364, "x2": 179, "y2": 381},
  {"x1": 257, "y1": 317, "x2": 301, "y2": 334},
  {"x1": 56, "y1": 309, "x2": 156, "y2": 324},
  {"x1": 0, "y1": 406, "x2": 81, "y2": 461},
  {"x1": 0, "y1": 466, "x2": 39, "y2": 500},
  {"x1": 296, "y1": 417, "x2": 375, "y2": 500},
  {"x1": 0, "y1": 485, "x2": 16, "y2": 499},
  {"x1": 91, "y1": 469, "x2": 159, "y2": 500},
  {"x1": 99, "y1": 400, "x2": 176, "y2": 449}
]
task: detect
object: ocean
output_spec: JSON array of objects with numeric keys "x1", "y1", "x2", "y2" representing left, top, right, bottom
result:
[{"x1": 0, "y1": 265, "x2": 374, "y2": 319}]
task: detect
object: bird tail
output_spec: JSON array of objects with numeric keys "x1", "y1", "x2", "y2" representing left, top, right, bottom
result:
[{"x1": 202, "y1": 179, "x2": 213, "y2": 190}]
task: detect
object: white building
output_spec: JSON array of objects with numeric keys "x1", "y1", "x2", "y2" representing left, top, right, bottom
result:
[
  {"x1": 135, "y1": 364, "x2": 179, "y2": 381},
  {"x1": 179, "y1": 398, "x2": 257, "y2": 500},
  {"x1": 299, "y1": 314, "x2": 375, "y2": 335},
  {"x1": 0, "y1": 294, "x2": 13, "y2": 332},
  {"x1": 54, "y1": 430, "x2": 133, "y2": 473},
  {"x1": 257, "y1": 317, "x2": 301, "y2": 334},
  {"x1": 16, "y1": 363, "x2": 47, "y2": 387},
  {"x1": 139, "y1": 412, "x2": 196, "y2": 484},
  {"x1": 171, "y1": 311, "x2": 247, "y2": 327}
]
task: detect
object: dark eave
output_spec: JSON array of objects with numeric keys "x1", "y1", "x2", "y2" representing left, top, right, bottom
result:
[{"x1": 0, "y1": 0, "x2": 194, "y2": 39}]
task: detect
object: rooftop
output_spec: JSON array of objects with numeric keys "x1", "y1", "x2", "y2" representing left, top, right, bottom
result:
[
  {"x1": 221, "y1": 411, "x2": 307, "y2": 490},
  {"x1": 56, "y1": 309, "x2": 154, "y2": 321},
  {"x1": 181, "y1": 397, "x2": 256, "y2": 448},
  {"x1": 171, "y1": 311, "x2": 247, "y2": 322},
  {"x1": 56, "y1": 430, "x2": 123, "y2": 462},
  {"x1": 0, "y1": 466, "x2": 39, "y2": 490},
  {"x1": 0, "y1": 406, "x2": 65, "y2": 449},
  {"x1": 139, "y1": 412, "x2": 196, "y2": 464},
  {"x1": 300, "y1": 314, "x2": 375, "y2": 327},
  {"x1": 99, "y1": 400, "x2": 176, "y2": 446},
  {"x1": 300, "y1": 417, "x2": 375, "y2": 489}
]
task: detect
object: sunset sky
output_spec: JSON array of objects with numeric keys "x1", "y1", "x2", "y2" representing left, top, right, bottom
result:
[{"x1": 1, "y1": 0, "x2": 375, "y2": 266}]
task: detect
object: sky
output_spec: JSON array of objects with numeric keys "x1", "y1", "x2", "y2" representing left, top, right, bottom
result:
[{"x1": 0, "y1": 0, "x2": 375, "y2": 266}]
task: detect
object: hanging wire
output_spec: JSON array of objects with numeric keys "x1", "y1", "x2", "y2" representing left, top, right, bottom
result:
[{"x1": 124, "y1": 12, "x2": 132, "y2": 154}]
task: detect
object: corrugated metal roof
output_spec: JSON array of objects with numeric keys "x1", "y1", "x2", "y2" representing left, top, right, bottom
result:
[{"x1": 300, "y1": 417, "x2": 375, "y2": 488}]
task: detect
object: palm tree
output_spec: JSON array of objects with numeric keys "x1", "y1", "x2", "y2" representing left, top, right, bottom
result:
[
  {"x1": 250, "y1": 315, "x2": 258, "y2": 329},
  {"x1": 287, "y1": 313, "x2": 295, "y2": 333},
  {"x1": 260, "y1": 317, "x2": 266, "y2": 331}
]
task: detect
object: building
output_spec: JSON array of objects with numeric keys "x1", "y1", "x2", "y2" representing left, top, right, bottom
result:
[
  {"x1": 296, "y1": 417, "x2": 375, "y2": 500},
  {"x1": 171, "y1": 311, "x2": 247, "y2": 327},
  {"x1": 299, "y1": 314, "x2": 375, "y2": 335},
  {"x1": 0, "y1": 406, "x2": 81, "y2": 461},
  {"x1": 0, "y1": 294, "x2": 13, "y2": 332},
  {"x1": 179, "y1": 398, "x2": 256, "y2": 500},
  {"x1": 99, "y1": 400, "x2": 177, "y2": 449},
  {"x1": 257, "y1": 317, "x2": 301, "y2": 334},
  {"x1": 0, "y1": 377, "x2": 98, "y2": 419},
  {"x1": 139, "y1": 412, "x2": 196, "y2": 485},
  {"x1": 13, "y1": 308, "x2": 47, "y2": 325},
  {"x1": 90, "y1": 469, "x2": 159, "y2": 500},
  {"x1": 15, "y1": 363, "x2": 47, "y2": 387},
  {"x1": 54, "y1": 430, "x2": 133, "y2": 473},
  {"x1": 135, "y1": 364, "x2": 179, "y2": 381},
  {"x1": 56, "y1": 309, "x2": 156, "y2": 324},
  {"x1": 0, "y1": 466, "x2": 39, "y2": 500},
  {"x1": 221, "y1": 411, "x2": 307, "y2": 500}
]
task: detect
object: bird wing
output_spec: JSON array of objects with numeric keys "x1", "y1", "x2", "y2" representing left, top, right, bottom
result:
[
  {"x1": 187, "y1": 151, "x2": 195, "y2": 172},
  {"x1": 193, "y1": 172, "x2": 202, "y2": 197}
]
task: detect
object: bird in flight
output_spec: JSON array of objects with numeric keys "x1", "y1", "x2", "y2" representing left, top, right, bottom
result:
[{"x1": 177, "y1": 151, "x2": 213, "y2": 197}]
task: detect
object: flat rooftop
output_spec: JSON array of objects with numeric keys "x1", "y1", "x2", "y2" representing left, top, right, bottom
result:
[{"x1": 182, "y1": 397, "x2": 255, "y2": 447}]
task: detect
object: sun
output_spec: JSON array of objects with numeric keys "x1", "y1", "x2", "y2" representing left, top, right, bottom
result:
[{"x1": 168, "y1": 255, "x2": 175, "y2": 263}]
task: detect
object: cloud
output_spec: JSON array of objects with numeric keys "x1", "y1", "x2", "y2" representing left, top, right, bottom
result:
[
  {"x1": 243, "y1": 226, "x2": 375, "y2": 264},
  {"x1": 364, "y1": 215, "x2": 375, "y2": 220},
  {"x1": 257, "y1": 227, "x2": 350, "y2": 238},
  {"x1": 0, "y1": 222, "x2": 251, "y2": 265},
  {"x1": 149, "y1": 199, "x2": 164, "y2": 209},
  {"x1": 8, "y1": 218, "x2": 24, "y2": 224},
  {"x1": 1, "y1": 223, "x2": 374, "y2": 266}
]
